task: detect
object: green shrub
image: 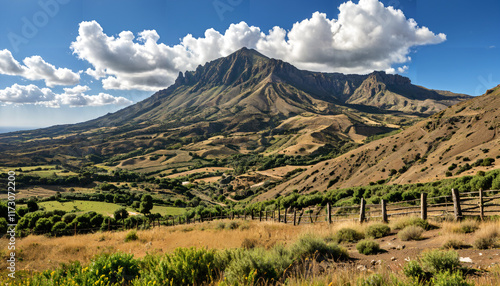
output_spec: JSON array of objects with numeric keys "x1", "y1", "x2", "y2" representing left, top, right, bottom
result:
[
  {"x1": 457, "y1": 220, "x2": 479, "y2": 233},
  {"x1": 356, "y1": 239, "x2": 380, "y2": 255},
  {"x1": 125, "y1": 230, "x2": 139, "y2": 242},
  {"x1": 358, "y1": 273, "x2": 385, "y2": 286},
  {"x1": 224, "y1": 245, "x2": 293, "y2": 285},
  {"x1": 393, "y1": 217, "x2": 431, "y2": 230},
  {"x1": 420, "y1": 250, "x2": 460, "y2": 274},
  {"x1": 136, "y1": 247, "x2": 219, "y2": 285},
  {"x1": 334, "y1": 228, "x2": 365, "y2": 243},
  {"x1": 291, "y1": 234, "x2": 348, "y2": 261},
  {"x1": 432, "y1": 271, "x2": 472, "y2": 286},
  {"x1": 398, "y1": 226, "x2": 424, "y2": 241},
  {"x1": 89, "y1": 252, "x2": 140, "y2": 284},
  {"x1": 403, "y1": 260, "x2": 425, "y2": 279},
  {"x1": 366, "y1": 223, "x2": 391, "y2": 238},
  {"x1": 51, "y1": 221, "x2": 67, "y2": 236}
]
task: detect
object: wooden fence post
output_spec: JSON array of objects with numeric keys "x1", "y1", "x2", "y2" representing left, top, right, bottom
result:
[
  {"x1": 251, "y1": 210, "x2": 254, "y2": 220},
  {"x1": 359, "y1": 198, "x2": 366, "y2": 223},
  {"x1": 381, "y1": 199, "x2": 388, "y2": 223},
  {"x1": 244, "y1": 211, "x2": 247, "y2": 220},
  {"x1": 284, "y1": 208, "x2": 288, "y2": 224},
  {"x1": 327, "y1": 202, "x2": 332, "y2": 225},
  {"x1": 265, "y1": 211, "x2": 268, "y2": 221},
  {"x1": 479, "y1": 189, "x2": 484, "y2": 221},
  {"x1": 421, "y1": 193, "x2": 427, "y2": 220},
  {"x1": 452, "y1": 188, "x2": 462, "y2": 221},
  {"x1": 293, "y1": 209, "x2": 297, "y2": 226},
  {"x1": 278, "y1": 208, "x2": 281, "y2": 223},
  {"x1": 259, "y1": 211, "x2": 262, "y2": 222}
]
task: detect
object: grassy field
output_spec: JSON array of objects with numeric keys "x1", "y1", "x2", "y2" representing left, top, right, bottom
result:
[
  {"x1": 0, "y1": 165, "x2": 78, "y2": 177},
  {"x1": 151, "y1": 205, "x2": 186, "y2": 216},
  {"x1": 39, "y1": 200, "x2": 128, "y2": 216}
]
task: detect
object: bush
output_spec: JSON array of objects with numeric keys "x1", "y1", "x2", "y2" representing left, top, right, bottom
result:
[
  {"x1": 125, "y1": 230, "x2": 139, "y2": 242},
  {"x1": 291, "y1": 234, "x2": 348, "y2": 261},
  {"x1": 398, "y1": 226, "x2": 424, "y2": 241},
  {"x1": 393, "y1": 217, "x2": 431, "y2": 230},
  {"x1": 358, "y1": 273, "x2": 385, "y2": 286},
  {"x1": 136, "y1": 247, "x2": 219, "y2": 285},
  {"x1": 51, "y1": 221, "x2": 67, "y2": 236},
  {"x1": 356, "y1": 239, "x2": 380, "y2": 255},
  {"x1": 241, "y1": 238, "x2": 259, "y2": 249},
  {"x1": 216, "y1": 221, "x2": 226, "y2": 230},
  {"x1": 420, "y1": 250, "x2": 460, "y2": 274},
  {"x1": 442, "y1": 239, "x2": 470, "y2": 249},
  {"x1": 226, "y1": 221, "x2": 240, "y2": 230},
  {"x1": 89, "y1": 252, "x2": 140, "y2": 284},
  {"x1": 457, "y1": 220, "x2": 479, "y2": 234},
  {"x1": 403, "y1": 260, "x2": 425, "y2": 280},
  {"x1": 334, "y1": 228, "x2": 365, "y2": 243},
  {"x1": 432, "y1": 271, "x2": 472, "y2": 286},
  {"x1": 224, "y1": 246, "x2": 293, "y2": 285},
  {"x1": 473, "y1": 226, "x2": 498, "y2": 249},
  {"x1": 366, "y1": 223, "x2": 391, "y2": 238}
]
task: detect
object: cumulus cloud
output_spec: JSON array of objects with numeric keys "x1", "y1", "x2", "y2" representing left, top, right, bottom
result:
[
  {"x1": 71, "y1": 0, "x2": 446, "y2": 91},
  {"x1": 0, "y1": 84, "x2": 55, "y2": 104},
  {"x1": 0, "y1": 84, "x2": 132, "y2": 107},
  {"x1": 0, "y1": 49, "x2": 80, "y2": 87}
]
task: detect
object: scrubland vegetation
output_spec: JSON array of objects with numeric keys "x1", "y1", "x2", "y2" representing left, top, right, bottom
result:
[{"x1": 2, "y1": 217, "x2": 500, "y2": 285}]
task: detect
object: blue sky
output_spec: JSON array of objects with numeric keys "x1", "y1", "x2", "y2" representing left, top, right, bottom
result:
[{"x1": 0, "y1": 0, "x2": 499, "y2": 131}]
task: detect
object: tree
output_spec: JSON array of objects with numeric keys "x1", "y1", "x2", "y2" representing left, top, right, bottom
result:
[
  {"x1": 34, "y1": 218, "x2": 52, "y2": 234},
  {"x1": 140, "y1": 195, "x2": 153, "y2": 215},
  {"x1": 114, "y1": 208, "x2": 129, "y2": 223},
  {"x1": 27, "y1": 199, "x2": 39, "y2": 212},
  {"x1": 51, "y1": 221, "x2": 67, "y2": 236}
]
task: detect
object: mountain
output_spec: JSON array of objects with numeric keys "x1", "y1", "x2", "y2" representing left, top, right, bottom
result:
[
  {"x1": 83, "y1": 48, "x2": 468, "y2": 131},
  {"x1": 259, "y1": 85, "x2": 500, "y2": 200},
  {"x1": 0, "y1": 48, "x2": 470, "y2": 167}
]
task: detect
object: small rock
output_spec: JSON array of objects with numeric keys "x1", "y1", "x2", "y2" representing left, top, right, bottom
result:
[
  {"x1": 391, "y1": 257, "x2": 397, "y2": 261},
  {"x1": 371, "y1": 260, "x2": 377, "y2": 265},
  {"x1": 357, "y1": 265, "x2": 367, "y2": 271},
  {"x1": 404, "y1": 257, "x2": 411, "y2": 262},
  {"x1": 376, "y1": 260, "x2": 382, "y2": 265},
  {"x1": 459, "y1": 257, "x2": 473, "y2": 263},
  {"x1": 396, "y1": 245, "x2": 406, "y2": 250},
  {"x1": 479, "y1": 253, "x2": 483, "y2": 256},
  {"x1": 391, "y1": 237, "x2": 396, "y2": 241}
]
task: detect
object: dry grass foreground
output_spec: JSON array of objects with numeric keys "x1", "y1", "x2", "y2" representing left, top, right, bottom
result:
[{"x1": 2, "y1": 218, "x2": 500, "y2": 284}]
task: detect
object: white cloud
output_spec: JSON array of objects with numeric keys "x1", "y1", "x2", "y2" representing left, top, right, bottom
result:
[
  {"x1": 0, "y1": 84, "x2": 55, "y2": 104},
  {"x1": 0, "y1": 49, "x2": 80, "y2": 87},
  {"x1": 71, "y1": 0, "x2": 446, "y2": 91},
  {"x1": 0, "y1": 84, "x2": 132, "y2": 107}
]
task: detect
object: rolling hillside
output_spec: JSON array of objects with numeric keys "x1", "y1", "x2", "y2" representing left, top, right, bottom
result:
[{"x1": 262, "y1": 85, "x2": 500, "y2": 199}]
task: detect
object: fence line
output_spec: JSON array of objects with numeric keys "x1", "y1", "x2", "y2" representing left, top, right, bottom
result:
[{"x1": 16, "y1": 189, "x2": 500, "y2": 237}]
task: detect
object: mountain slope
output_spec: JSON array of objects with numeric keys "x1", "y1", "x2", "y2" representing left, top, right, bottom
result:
[
  {"x1": 0, "y1": 48, "x2": 471, "y2": 167},
  {"x1": 262, "y1": 85, "x2": 500, "y2": 199}
]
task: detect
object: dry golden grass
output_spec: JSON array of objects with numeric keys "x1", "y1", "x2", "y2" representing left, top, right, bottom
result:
[
  {"x1": 0, "y1": 220, "x2": 317, "y2": 272},
  {"x1": 0, "y1": 219, "x2": 396, "y2": 273},
  {"x1": 442, "y1": 219, "x2": 480, "y2": 234}
]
